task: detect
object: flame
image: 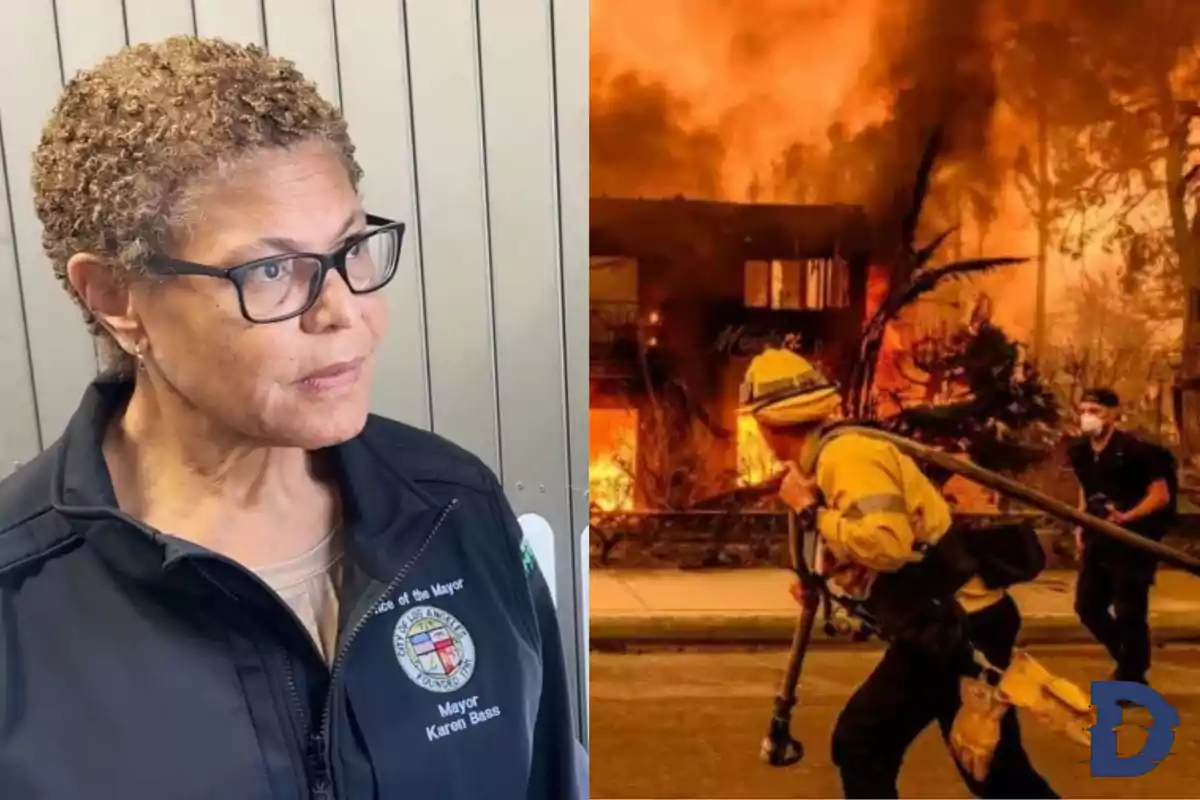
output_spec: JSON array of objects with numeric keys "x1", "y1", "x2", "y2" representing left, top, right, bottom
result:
[
  {"x1": 864, "y1": 263, "x2": 888, "y2": 320},
  {"x1": 591, "y1": 0, "x2": 888, "y2": 202},
  {"x1": 737, "y1": 415, "x2": 782, "y2": 487},
  {"x1": 862, "y1": 264, "x2": 909, "y2": 414},
  {"x1": 589, "y1": 407, "x2": 637, "y2": 511}
]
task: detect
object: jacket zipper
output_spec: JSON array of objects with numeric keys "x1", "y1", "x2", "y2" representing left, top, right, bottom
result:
[
  {"x1": 190, "y1": 562, "x2": 319, "y2": 795},
  {"x1": 307, "y1": 498, "x2": 459, "y2": 798},
  {"x1": 185, "y1": 499, "x2": 456, "y2": 799},
  {"x1": 189, "y1": 563, "x2": 319, "y2": 796},
  {"x1": 286, "y1": 657, "x2": 319, "y2": 795}
]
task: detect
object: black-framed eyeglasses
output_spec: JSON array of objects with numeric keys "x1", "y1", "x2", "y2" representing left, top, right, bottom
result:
[{"x1": 144, "y1": 214, "x2": 406, "y2": 324}]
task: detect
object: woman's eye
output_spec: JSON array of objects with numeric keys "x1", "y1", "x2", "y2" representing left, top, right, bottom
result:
[{"x1": 252, "y1": 261, "x2": 290, "y2": 282}]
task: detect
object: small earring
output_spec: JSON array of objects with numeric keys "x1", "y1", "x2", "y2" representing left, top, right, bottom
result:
[{"x1": 134, "y1": 343, "x2": 146, "y2": 371}]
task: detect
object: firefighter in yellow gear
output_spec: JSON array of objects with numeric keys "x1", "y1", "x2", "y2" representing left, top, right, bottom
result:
[{"x1": 741, "y1": 348, "x2": 1058, "y2": 800}]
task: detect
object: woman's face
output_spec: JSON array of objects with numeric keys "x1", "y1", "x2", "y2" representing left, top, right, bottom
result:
[{"x1": 133, "y1": 140, "x2": 386, "y2": 449}]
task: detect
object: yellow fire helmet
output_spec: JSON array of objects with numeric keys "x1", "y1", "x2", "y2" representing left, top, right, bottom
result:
[{"x1": 738, "y1": 347, "x2": 842, "y2": 427}]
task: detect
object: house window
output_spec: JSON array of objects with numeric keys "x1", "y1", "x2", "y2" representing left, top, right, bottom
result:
[
  {"x1": 591, "y1": 256, "x2": 639, "y2": 343},
  {"x1": 744, "y1": 260, "x2": 771, "y2": 308},
  {"x1": 591, "y1": 256, "x2": 638, "y2": 304},
  {"x1": 743, "y1": 258, "x2": 850, "y2": 310}
]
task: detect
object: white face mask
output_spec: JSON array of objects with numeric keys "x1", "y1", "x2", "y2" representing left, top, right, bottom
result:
[{"x1": 1079, "y1": 412, "x2": 1105, "y2": 436}]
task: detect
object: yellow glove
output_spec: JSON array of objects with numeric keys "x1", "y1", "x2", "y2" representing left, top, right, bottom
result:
[
  {"x1": 995, "y1": 650, "x2": 1096, "y2": 747},
  {"x1": 949, "y1": 677, "x2": 1009, "y2": 782}
]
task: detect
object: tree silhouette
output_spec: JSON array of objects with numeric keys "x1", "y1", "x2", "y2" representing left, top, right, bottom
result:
[
  {"x1": 847, "y1": 128, "x2": 1061, "y2": 477},
  {"x1": 1011, "y1": 0, "x2": 1200, "y2": 455}
]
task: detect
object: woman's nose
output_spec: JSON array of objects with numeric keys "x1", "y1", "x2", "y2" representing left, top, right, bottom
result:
[{"x1": 302, "y1": 270, "x2": 357, "y2": 331}]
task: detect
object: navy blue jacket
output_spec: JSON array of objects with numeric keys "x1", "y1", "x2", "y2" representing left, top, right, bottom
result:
[{"x1": 0, "y1": 380, "x2": 586, "y2": 799}]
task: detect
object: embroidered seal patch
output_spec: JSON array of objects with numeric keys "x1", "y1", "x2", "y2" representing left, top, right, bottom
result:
[{"x1": 392, "y1": 605, "x2": 477, "y2": 693}]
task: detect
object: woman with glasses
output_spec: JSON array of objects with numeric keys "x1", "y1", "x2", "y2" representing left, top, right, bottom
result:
[{"x1": 0, "y1": 36, "x2": 584, "y2": 800}]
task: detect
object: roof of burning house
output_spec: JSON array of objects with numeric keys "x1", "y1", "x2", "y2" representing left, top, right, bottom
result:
[{"x1": 590, "y1": 196, "x2": 874, "y2": 262}]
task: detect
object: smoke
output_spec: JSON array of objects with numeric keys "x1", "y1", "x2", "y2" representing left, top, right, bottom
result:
[
  {"x1": 590, "y1": 0, "x2": 1003, "y2": 221},
  {"x1": 863, "y1": 0, "x2": 1001, "y2": 218},
  {"x1": 760, "y1": 0, "x2": 1005, "y2": 236},
  {"x1": 589, "y1": 56, "x2": 726, "y2": 199},
  {"x1": 589, "y1": 0, "x2": 883, "y2": 201}
]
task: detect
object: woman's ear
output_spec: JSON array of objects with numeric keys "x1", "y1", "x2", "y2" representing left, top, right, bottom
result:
[{"x1": 66, "y1": 253, "x2": 143, "y2": 352}]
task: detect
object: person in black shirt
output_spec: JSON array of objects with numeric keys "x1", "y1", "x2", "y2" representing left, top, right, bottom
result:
[{"x1": 1067, "y1": 387, "x2": 1175, "y2": 689}]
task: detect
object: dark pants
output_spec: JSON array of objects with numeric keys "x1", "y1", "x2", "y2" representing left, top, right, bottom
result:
[
  {"x1": 1074, "y1": 556, "x2": 1155, "y2": 682},
  {"x1": 831, "y1": 594, "x2": 1057, "y2": 799}
]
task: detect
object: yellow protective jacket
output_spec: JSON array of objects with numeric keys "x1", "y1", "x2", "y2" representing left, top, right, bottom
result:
[{"x1": 800, "y1": 430, "x2": 1005, "y2": 615}]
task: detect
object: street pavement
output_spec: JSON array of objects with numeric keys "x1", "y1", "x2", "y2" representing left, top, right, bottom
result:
[
  {"x1": 590, "y1": 644, "x2": 1200, "y2": 799},
  {"x1": 590, "y1": 569, "x2": 1200, "y2": 645}
]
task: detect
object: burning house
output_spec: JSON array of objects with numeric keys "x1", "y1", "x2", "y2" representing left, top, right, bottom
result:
[{"x1": 590, "y1": 196, "x2": 874, "y2": 512}]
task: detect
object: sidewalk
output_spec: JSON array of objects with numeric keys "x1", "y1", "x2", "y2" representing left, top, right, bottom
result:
[{"x1": 590, "y1": 569, "x2": 1200, "y2": 646}]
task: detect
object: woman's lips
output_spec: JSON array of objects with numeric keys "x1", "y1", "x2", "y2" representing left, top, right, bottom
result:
[{"x1": 297, "y1": 358, "x2": 364, "y2": 393}]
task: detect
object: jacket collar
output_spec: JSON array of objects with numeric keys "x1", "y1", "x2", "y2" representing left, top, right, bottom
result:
[
  {"x1": 52, "y1": 378, "x2": 126, "y2": 511},
  {"x1": 796, "y1": 420, "x2": 874, "y2": 475},
  {"x1": 795, "y1": 420, "x2": 843, "y2": 476},
  {"x1": 796, "y1": 430, "x2": 822, "y2": 476},
  {"x1": 49, "y1": 378, "x2": 440, "y2": 582}
]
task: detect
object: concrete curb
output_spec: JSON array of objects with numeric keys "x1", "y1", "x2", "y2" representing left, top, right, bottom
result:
[{"x1": 589, "y1": 612, "x2": 1200, "y2": 648}]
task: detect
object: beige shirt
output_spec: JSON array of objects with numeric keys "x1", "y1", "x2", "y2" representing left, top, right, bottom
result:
[{"x1": 254, "y1": 529, "x2": 343, "y2": 666}]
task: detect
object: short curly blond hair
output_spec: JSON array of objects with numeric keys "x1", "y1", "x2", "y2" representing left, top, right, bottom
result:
[{"x1": 32, "y1": 35, "x2": 363, "y2": 374}]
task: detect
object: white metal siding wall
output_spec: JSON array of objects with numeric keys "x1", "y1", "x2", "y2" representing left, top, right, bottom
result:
[{"x1": 0, "y1": 0, "x2": 588, "y2": 738}]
